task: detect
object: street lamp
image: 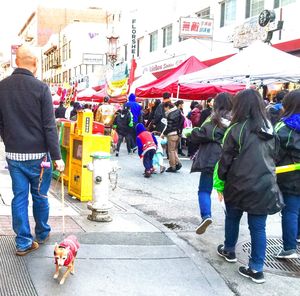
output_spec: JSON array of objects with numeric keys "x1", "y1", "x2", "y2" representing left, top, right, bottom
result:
[{"x1": 107, "y1": 33, "x2": 119, "y2": 67}]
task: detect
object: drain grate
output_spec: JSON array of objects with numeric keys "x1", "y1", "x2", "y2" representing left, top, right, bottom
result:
[
  {"x1": 236, "y1": 237, "x2": 300, "y2": 278},
  {"x1": 0, "y1": 236, "x2": 38, "y2": 296}
]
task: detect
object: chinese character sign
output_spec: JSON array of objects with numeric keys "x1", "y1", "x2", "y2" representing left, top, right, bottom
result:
[{"x1": 179, "y1": 17, "x2": 213, "y2": 38}]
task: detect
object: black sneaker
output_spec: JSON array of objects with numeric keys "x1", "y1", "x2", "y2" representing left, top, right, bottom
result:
[
  {"x1": 176, "y1": 163, "x2": 182, "y2": 171},
  {"x1": 217, "y1": 244, "x2": 237, "y2": 263},
  {"x1": 238, "y1": 266, "x2": 265, "y2": 284},
  {"x1": 195, "y1": 218, "x2": 212, "y2": 235},
  {"x1": 144, "y1": 171, "x2": 151, "y2": 178},
  {"x1": 166, "y1": 167, "x2": 176, "y2": 173},
  {"x1": 132, "y1": 146, "x2": 138, "y2": 153},
  {"x1": 115, "y1": 152, "x2": 119, "y2": 157}
]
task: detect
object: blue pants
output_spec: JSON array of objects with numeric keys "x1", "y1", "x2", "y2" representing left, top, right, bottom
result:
[
  {"x1": 224, "y1": 205, "x2": 267, "y2": 272},
  {"x1": 281, "y1": 194, "x2": 300, "y2": 251},
  {"x1": 143, "y1": 149, "x2": 155, "y2": 171},
  {"x1": 7, "y1": 157, "x2": 52, "y2": 251},
  {"x1": 198, "y1": 172, "x2": 213, "y2": 219}
]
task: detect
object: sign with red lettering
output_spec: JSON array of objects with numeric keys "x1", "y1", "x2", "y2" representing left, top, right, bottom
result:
[{"x1": 179, "y1": 17, "x2": 213, "y2": 38}]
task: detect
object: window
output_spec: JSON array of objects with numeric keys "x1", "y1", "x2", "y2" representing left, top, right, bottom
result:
[
  {"x1": 196, "y1": 7, "x2": 210, "y2": 19},
  {"x1": 220, "y1": 0, "x2": 237, "y2": 27},
  {"x1": 163, "y1": 25, "x2": 172, "y2": 48},
  {"x1": 245, "y1": 0, "x2": 264, "y2": 18},
  {"x1": 124, "y1": 44, "x2": 128, "y2": 61},
  {"x1": 68, "y1": 41, "x2": 71, "y2": 59},
  {"x1": 149, "y1": 31, "x2": 158, "y2": 52},
  {"x1": 62, "y1": 44, "x2": 68, "y2": 62},
  {"x1": 137, "y1": 37, "x2": 143, "y2": 57},
  {"x1": 274, "y1": 0, "x2": 295, "y2": 8}
]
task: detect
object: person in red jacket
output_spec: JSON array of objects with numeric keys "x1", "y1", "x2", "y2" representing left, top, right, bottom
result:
[{"x1": 136, "y1": 123, "x2": 157, "y2": 178}]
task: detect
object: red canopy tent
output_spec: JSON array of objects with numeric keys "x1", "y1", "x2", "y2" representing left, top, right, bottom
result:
[
  {"x1": 135, "y1": 56, "x2": 207, "y2": 98},
  {"x1": 177, "y1": 83, "x2": 246, "y2": 100}
]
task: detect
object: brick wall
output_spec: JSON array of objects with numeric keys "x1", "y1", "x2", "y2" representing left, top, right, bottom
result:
[{"x1": 36, "y1": 7, "x2": 107, "y2": 46}]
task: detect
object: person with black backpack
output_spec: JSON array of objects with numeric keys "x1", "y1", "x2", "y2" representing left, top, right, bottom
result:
[{"x1": 113, "y1": 105, "x2": 133, "y2": 156}]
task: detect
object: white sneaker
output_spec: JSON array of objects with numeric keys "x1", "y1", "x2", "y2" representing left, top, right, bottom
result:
[{"x1": 275, "y1": 249, "x2": 298, "y2": 259}]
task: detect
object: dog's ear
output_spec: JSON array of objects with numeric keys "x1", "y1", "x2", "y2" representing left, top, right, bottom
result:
[{"x1": 54, "y1": 242, "x2": 59, "y2": 250}]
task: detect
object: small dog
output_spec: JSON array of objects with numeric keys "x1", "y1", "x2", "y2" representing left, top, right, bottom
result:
[{"x1": 53, "y1": 235, "x2": 80, "y2": 285}]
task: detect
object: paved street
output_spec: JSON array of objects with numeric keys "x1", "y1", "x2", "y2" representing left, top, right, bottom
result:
[
  {"x1": 0, "y1": 141, "x2": 299, "y2": 295},
  {"x1": 113, "y1": 145, "x2": 300, "y2": 296}
]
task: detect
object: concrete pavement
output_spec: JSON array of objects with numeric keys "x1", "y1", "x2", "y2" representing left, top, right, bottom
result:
[{"x1": 0, "y1": 141, "x2": 233, "y2": 296}]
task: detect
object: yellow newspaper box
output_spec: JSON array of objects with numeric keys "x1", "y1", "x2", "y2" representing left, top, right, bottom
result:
[
  {"x1": 68, "y1": 110, "x2": 111, "y2": 201},
  {"x1": 60, "y1": 120, "x2": 76, "y2": 185}
]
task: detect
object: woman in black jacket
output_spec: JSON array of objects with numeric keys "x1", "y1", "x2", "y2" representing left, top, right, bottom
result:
[
  {"x1": 274, "y1": 90, "x2": 300, "y2": 259},
  {"x1": 190, "y1": 92, "x2": 232, "y2": 235},
  {"x1": 214, "y1": 89, "x2": 283, "y2": 284}
]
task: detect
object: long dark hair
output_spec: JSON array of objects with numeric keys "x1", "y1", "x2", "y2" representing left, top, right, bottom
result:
[
  {"x1": 231, "y1": 89, "x2": 269, "y2": 131},
  {"x1": 281, "y1": 90, "x2": 300, "y2": 118},
  {"x1": 211, "y1": 92, "x2": 233, "y2": 127}
]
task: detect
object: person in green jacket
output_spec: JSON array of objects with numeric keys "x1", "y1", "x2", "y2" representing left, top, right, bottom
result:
[
  {"x1": 274, "y1": 90, "x2": 300, "y2": 259},
  {"x1": 213, "y1": 89, "x2": 283, "y2": 284},
  {"x1": 190, "y1": 92, "x2": 232, "y2": 235}
]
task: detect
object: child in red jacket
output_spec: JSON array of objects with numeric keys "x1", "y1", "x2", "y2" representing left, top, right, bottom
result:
[{"x1": 136, "y1": 123, "x2": 157, "y2": 178}]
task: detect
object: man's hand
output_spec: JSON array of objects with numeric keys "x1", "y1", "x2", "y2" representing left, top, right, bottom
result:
[{"x1": 54, "y1": 159, "x2": 65, "y2": 172}]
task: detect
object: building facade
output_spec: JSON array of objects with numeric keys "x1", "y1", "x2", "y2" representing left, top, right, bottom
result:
[
  {"x1": 18, "y1": 5, "x2": 107, "y2": 47},
  {"x1": 117, "y1": 0, "x2": 300, "y2": 77},
  {"x1": 42, "y1": 22, "x2": 108, "y2": 90}
]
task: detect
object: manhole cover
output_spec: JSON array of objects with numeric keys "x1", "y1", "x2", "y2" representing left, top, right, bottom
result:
[{"x1": 236, "y1": 237, "x2": 300, "y2": 278}]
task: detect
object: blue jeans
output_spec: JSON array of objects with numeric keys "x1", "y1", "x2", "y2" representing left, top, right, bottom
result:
[
  {"x1": 224, "y1": 205, "x2": 267, "y2": 272},
  {"x1": 7, "y1": 157, "x2": 52, "y2": 251},
  {"x1": 198, "y1": 172, "x2": 213, "y2": 219},
  {"x1": 281, "y1": 194, "x2": 300, "y2": 251},
  {"x1": 143, "y1": 149, "x2": 155, "y2": 171}
]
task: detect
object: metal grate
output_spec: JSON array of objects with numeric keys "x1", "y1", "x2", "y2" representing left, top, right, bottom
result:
[
  {"x1": 236, "y1": 237, "x2": 300, "y2": 277},
  {"x1": 0, "y1": 236, "x2": 38, "y2": 296}
]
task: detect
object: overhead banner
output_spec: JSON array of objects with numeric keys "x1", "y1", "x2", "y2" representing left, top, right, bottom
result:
[
  {"x1": 179, "y1": 17, "x2": 213, "y2": 38},
  {"x1": 106, "y1": 62, "x2": 129, "y2": 97}
]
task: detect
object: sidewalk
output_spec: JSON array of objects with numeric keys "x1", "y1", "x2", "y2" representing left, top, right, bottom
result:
[{"x1": 0, "y1": 142, "x2": 233, "y2": 296}]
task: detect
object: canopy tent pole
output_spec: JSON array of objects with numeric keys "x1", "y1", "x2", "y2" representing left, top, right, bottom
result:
[{"x1": 176, "y1": 83, "x2": 180, "y2": 99}]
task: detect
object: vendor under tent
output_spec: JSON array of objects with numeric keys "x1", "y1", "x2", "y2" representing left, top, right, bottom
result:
[
  {"x1": 135, "y1": 56, "x2": 207, "y2": 98},
  {"x1": 178, "y1": 41, "x2": 300, "y2": 86}
]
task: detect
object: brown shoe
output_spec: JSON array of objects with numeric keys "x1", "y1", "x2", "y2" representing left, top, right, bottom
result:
[{"x1": 16, "y1": 241, "x2": 39, "y2": 256}]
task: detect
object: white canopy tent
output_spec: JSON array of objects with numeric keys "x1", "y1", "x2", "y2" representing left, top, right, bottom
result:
[
  {"x1": 178, "y1": 41, "x2": 300, "y2": 86},
  {"x1": 130, "y1": 71, "x2": 157, "y2": 95}
]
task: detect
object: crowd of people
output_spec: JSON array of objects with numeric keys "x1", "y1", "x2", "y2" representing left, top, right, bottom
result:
[
  {"x1": 53, "y1": 85, "x2": 300, "y2": 285},
  {"x1": 0, "y1": 43, "x2": 299, "y2": 287}
]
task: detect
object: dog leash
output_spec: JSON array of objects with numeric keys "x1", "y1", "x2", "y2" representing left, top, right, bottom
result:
[
  {"x1": 60, "y1": 172, "x2": 65, "y2": 236},
  {"x1": 38, "y1": 155, "x2": 51, "y2": 198}
]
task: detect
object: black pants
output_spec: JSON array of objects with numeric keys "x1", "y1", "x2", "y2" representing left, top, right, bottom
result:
[{"x1": 116, "y1": 134, "x2": 131, "y2": 153}]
